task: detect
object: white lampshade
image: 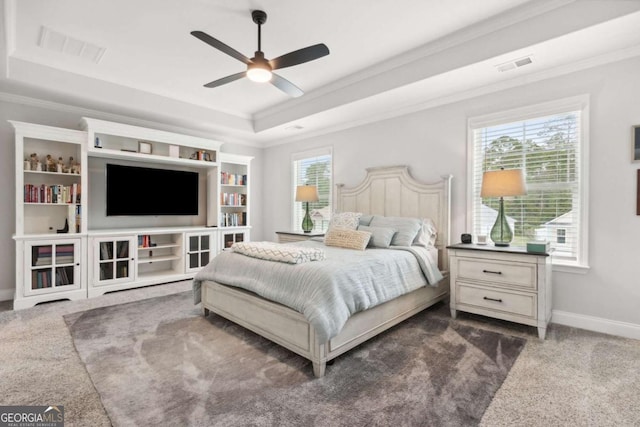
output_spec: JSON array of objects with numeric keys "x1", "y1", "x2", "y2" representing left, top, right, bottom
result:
[
  {"x1": 480, "y1": 169, "x2": 527, "y2": 198},
  {"x1": 295, "y1": 185, "x2": 319, "y2": 202}
]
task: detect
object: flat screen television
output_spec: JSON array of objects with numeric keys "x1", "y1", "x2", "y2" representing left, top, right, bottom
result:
[{"x1": 106, "y1": 163, "x2": 199, "y2": 216}]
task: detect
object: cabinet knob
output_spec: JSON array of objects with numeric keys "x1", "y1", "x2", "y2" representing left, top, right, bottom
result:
[
  {"x1": 483, "y1": 296, "x2": 503, "y2": 303},
  {"x1": 482, "y1": 269, "x2": 502, "y2": 275}
]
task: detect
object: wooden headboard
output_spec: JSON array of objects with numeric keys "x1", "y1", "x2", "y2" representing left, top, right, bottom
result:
[{"x1": 335, "y1": 165, "x2": 452, "y2": 272}]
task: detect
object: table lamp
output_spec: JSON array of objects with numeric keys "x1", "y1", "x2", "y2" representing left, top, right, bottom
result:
[
  {"x1": 480, "y1": 168, "x2": 526, "y2": 246},
  {"x1": 295, "y1": 185, "x2": 319, "y2": 232}
]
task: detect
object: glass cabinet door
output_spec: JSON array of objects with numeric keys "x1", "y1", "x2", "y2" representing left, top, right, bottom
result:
[
  {"x1": 186, "y1": 233, "x2": 215, "y2": 273},
  {"x1": 25, "y1": 239, "x2": 81, "y2": 295},
  {"x1": 220, "y1": 230, "x2": 248, "y2": 252},
  {"x1": 95, "y1": 237, "x2": 134, "y2": 285}
]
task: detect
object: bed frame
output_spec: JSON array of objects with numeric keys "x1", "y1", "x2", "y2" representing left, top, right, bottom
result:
[{"x1": 200, "y1": 166, "x2": 452, "y2": 377}]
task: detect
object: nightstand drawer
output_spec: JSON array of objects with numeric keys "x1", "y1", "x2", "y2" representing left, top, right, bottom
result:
[
  {"x1": 457, "y1": 283, "x2": 536, "y2": 318},
  {"x1": 456, "y1": 258, "x2": 536, "y2": 290}
]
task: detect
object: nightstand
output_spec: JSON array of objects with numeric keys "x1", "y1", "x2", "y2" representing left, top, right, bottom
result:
[
  {"x1": 447, "y1": 243, "x2": 552, "y2": 339},
  {"x1": 276, "y1": 231, "x2": 325, "y2": 244}
]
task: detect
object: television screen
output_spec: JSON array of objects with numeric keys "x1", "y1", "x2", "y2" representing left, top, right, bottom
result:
[{"x1": 106, "y1": 164, "x2": 199, "y2": 216}]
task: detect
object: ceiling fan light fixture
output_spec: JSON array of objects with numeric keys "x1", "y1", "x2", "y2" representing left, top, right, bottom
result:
[
  {"x1": 247, "y1": 63, "x2": 272, "y2": 83},
  {"x1": 192, "y1": 9, "x2": 329, "y2": 95}
]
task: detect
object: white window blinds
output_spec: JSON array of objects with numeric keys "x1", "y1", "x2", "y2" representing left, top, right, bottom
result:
[
  {"x1": 470, "y1": 105, "x2": 586, "y2": 265},
  {"x1": 292, "y1": 148, "x2": 332, "y2": 232}
]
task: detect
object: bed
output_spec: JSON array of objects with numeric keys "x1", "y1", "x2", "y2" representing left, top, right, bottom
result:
[{"x1": 194, "y1": 165, "x2": 452, "y2": 377}]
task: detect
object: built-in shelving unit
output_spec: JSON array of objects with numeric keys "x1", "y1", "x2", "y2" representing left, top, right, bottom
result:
[
  {"x1": 88, "y1": 228, "x2": 194, "y2": 297},
  {"x1": 11, "y1": 121, "x2": 88, "y2": 309},
  {"x1": 215, "y1": 153, "x2": 252, "y2": 251},
  {"x1": 12, "y1": 118, "x2": 252, "y2": 309}
]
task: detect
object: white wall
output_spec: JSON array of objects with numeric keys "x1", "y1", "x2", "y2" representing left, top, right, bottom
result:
[
  {"x1": 0, "y1": 99, "x2": 263, "y2": 301},
  {"x1": 262, "y1": 56, "x2": 640, "y2": 336}
]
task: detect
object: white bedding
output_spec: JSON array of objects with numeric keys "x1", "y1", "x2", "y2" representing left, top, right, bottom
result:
[{"x1": 193, "y1": 240, "x2": 442, "y2": 342}]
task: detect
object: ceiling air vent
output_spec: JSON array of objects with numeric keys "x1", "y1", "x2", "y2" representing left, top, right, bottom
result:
[
  {"x1": 495, "y1": 55, "x2": 533, "y2": 73},
  {"x1": 38, "y1": 26, "x2": 106, "y2": 64}
]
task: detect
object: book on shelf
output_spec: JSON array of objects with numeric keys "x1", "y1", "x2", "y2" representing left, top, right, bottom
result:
[
  {"x1": 56, "y1": 267, "x2": 71, "y2": 286},
  {"x1": 75, "y1": 205, "x2": 81, "y2": 233},
  {"x1": 23, "y1": 183, "x2": 81, "y2": 204},
  {"x1": 220, "y1": 172, "x2": 247, "y2": 186},
  {"x1": 221, "y1": 192, "x2": 247, "y2": 206},
  {"x1": 220, "y1": 212, "x2": 247, "y2": 227},
  {"x1": 55, "y1": 244, "x2": 74, "y2": 264},
  {"x1": 138, "y1": 235, "x2": 152, "y2": 248},
  {"x1": 100, "y1": 242, "x2": 113, "y2": 260},
  {"x1": 117, "y1": 242, "x2": 129, "y2": 258},
  {"x1": 32, "y1": 246, "x2": 52, "y2": 266},
  {"x1": 32, "y1": 270, "x2": 52, "y2": 289}
]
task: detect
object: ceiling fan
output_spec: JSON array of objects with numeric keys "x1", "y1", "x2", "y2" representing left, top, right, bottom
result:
[{"x1": 191, "y1": 10, "x2": 330, "y2": 98}]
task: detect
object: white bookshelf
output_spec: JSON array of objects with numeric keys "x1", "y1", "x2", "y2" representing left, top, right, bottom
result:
[{"x1": 11, "y1": 118, "x2": 252, "y2": 309}]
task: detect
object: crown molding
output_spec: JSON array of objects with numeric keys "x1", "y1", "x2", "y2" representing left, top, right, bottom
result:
[
  {"x1": 253, "y1": 0, "x2": 574, "y2": 124},
  {"x1": 0, "y1": 90, "x2": 264, "y2": 148},
  {"x1": 260, "y1": 45, "x2": 640, "y2": 148}
]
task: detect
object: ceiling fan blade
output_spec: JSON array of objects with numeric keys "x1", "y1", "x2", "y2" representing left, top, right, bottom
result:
[
  {"x1": 270, "y1": 73, "x2": 304, "y2": 98},
  {"x1": 191, "y1": 31, "x2": 251, "y2": 65},
  {"x1": 204, "y1": 71, "x2": 247, "y2": 88},
  {"x1": 269, "y1": 43, "x2": 329, "y2": 70}
]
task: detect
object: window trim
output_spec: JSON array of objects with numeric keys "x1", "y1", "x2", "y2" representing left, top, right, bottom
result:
[
  {"x1": 466, "y1": 95, "x2": 590, "y2": 272},
  {"x1": 291, "y1": 146, "x2": 333, "y2": 232}
]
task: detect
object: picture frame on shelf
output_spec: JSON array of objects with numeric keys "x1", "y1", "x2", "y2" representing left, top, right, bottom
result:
[
  {"x1": 138, "y1": 141, "x2": 152, "y2": 154},
  {"x1": 633, "y1": 125, "x2": 640, "y2": 162}
]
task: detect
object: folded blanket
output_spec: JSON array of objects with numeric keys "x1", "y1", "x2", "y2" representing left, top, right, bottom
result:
[{"x1": 231, "y1": 241, "x2": 326, "y2": 264}]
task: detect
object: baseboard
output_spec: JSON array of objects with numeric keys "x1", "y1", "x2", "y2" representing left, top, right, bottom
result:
[
  {"x1": 0, "y1": 289, "x2": 14, "y2": 302},
  {"x1": 552, "y1": 310, "x2": 640, "y2": 341}
]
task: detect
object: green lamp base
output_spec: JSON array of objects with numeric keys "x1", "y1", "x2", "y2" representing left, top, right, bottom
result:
[
  {"x1": 301, "y1": 202, "x2": 313, "y2": 233},
  {"x1": 490, "y1": 197, "x2": 513, "y2": 246}
]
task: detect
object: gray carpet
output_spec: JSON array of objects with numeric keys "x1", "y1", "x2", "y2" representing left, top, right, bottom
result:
[{"x1": 64, "y1": 291, "x2": 526, "y2": 427}]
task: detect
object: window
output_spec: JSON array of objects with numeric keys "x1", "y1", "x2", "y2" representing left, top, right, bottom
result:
[
  {"x1": 557, "y1": 229, "x2": 566, "y2": 244},
  {"x1": 292, "y1": 148, "x2": 332, "y2": 232},
  {"x1": 468, "y1": 96, "x2": 589, "y2": 268}
]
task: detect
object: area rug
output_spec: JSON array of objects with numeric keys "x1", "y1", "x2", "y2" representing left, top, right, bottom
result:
[{"x1": 64, "y1": 291, "x2": 526, "y2": 427}]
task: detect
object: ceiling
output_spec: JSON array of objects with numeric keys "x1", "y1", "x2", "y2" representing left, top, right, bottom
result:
[{"x1": 2, "y1": 0, "x2": 640, "y2": 146}]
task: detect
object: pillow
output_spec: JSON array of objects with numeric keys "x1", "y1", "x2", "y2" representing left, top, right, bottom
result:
[
  {"x1": 358, "y1": 214, "x2": 373, "y2": 227},
  {"x1": 369, "y1": 216, "x2": 422, "y2": 247},
  {"x1": 324, "y1": 228, "x2": 371, "y2": 251},
  {"x1": 358, "y1": 225, "x2": 396, "y2": 248},
  {"x1": 328, "y1": 212, "x2": 362, "y2": 231},
  {"x1": 413, "y1": 218, "x2": 438, "y2": 247}
]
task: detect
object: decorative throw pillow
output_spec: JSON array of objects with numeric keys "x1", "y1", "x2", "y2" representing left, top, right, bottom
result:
[
  {"x1": 413, "y1": 218, "x2": 438, "y2": 247},
  {"x1": 359, "y1": 214, "x2": 373, "y2": 227},
  {"x1": 357, "y1": 225, "x2": 396, "y2": 248},
  {"x1": 324, "y1": 228, "x2": 371, "y2": 251},
  {"x1": 328, "y1": 212, "x2": 362, "y2": 231},
  {"x1": 369, "y1": 216, "x2": 422, "y2": 247}
]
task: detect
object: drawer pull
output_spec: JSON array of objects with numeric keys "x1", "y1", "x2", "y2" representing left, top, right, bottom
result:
[
  {"x1": 482, "y1": 269, "x2": 502, "y2": 275},
  {"x1": 483, "y1": 296, "x2": 503, "y2": 303}
]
